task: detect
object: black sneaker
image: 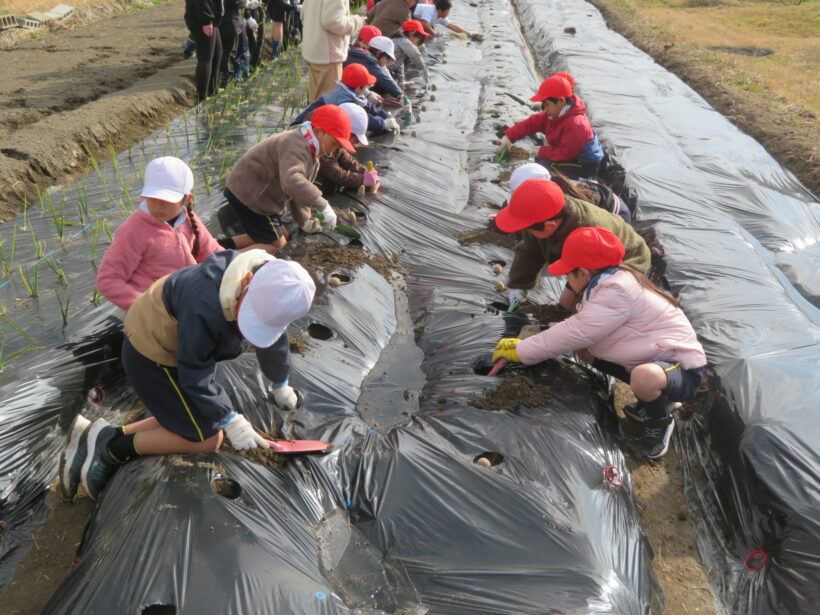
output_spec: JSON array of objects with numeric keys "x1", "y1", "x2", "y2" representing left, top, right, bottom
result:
[
  {"x1": 59, "y1": 414, "x2": 91, "y2": 501},
  {"x1": 183, "y1": 37, "x2": 196, "y2": 59},
  {"x1": 80, "y1": 419, "x2": 121, "y2": 500},
  {"x1": 639, "y1": 415, "x2": 675, "y2": 459}
]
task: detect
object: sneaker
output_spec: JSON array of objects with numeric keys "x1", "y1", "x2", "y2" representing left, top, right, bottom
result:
[
  {"x1": 622, "y1": 401, "x2": 648, "y2": 423},
  {"x1": 59, "y1": 414, "x2": 91, "y2": 501},
  {"x1": 80, "y1": 419, "x2": 121, "y2": 500},
  {"x1": 639, "y1": 415, "x2": 675, "y2": 459},
  {"x1": 183, "y1": 37, "x2": 197, "y2": 59}
]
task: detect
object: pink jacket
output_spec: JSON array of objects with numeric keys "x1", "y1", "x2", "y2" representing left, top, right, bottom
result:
[
  {"x1": 516, "y1": 270, "x2": 706, "y2": 371},
  {"x1": 96, "y1": 208, "x2": 222, "y2": 310}
]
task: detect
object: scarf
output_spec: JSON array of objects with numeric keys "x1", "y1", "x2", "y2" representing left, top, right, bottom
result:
[
  {"x1": 299, "y1": 121, "x2": 321, "y2": 157},
  {"x1": 219, "y1": 249, "x2": 275, "y2": 321}
]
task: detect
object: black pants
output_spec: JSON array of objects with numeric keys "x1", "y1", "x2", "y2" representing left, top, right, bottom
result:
[
  {"x1": 219, "y1": 13, "x2": 242, "y2": 78},
  {"x1": 187, "y1": 21, "x2": 223, "y2": 102}
]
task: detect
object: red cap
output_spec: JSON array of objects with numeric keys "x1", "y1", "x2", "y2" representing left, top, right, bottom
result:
[
  {"x1": 358, "y1": 25, "x2": 382, "y2": 44},
  {"x1": 311, "y1": 105, "x2": 356, "y2": 154},
  {"x1": 402, "y1": 19, "x2": 431, "y2": 36},
  {"x1": 530, "y1": 75, "x2": 573, "y2": 102},
  {"x1": 551, "y1": 72, "x2": 575, "y2": 91},
  {"x1": 547, "y1": 227, "x2": 625, "y2": 275},
  {"x1": 341, "y1": 63, "x2": 377, "y2": 88},
  {"x1": 495, "y1": 178, "x2": 565, "y2": 232}
]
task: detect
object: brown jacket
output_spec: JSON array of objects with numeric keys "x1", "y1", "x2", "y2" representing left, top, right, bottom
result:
[
  {"x1": 124, "y1": 274, "x2": 179, "y2": 366},
  {"x1": 225, "y1": 129, "x2": 326, "y2": 225},
  {"x1": 319, "y1": 149, "x2": 366, "y2": 189},
  {"x1": 366, "y1": 0, "x2": 410, "y2": 38},
  {"x1": 508, "y1": 196, "x2": 651, "y2": 289}
]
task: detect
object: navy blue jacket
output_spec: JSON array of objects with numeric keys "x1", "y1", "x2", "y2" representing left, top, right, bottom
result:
[
  {"x1": 291, "y1": 82, "x2": 389, "y2": 133},
  {"x1": 343, "y1": 46, "x2": 403, "y2": 98}
]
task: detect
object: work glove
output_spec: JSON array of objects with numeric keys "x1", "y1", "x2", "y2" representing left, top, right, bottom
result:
[
  {"x1": 499, "y1": 135, "x2": 512, "y2": 150},
  {"x1": 320, "y1": 202, "x2": 338, "y2": 228},
  {"x1": 384, "y1": 117, "x2": 401, "y2": 135},
  {"x1": 246, "y1": 0, "x2": 262, "y2": 8},
  {"x1": 363, "y1": 168, "x2": 380, "y2": 190},
  {"x1": 402, "y1": 95, "x2": 413, "y2": 115},
  {"x1": 222, "y1": 412, "x2": 267, "y2": 450},
  {"x1": 506, "y1": 288, "x2": 526, "y2": 303},
  {"x1": 246, "y1": 17, "x2": 258, "y2": 32},
  {"x1": 452, "y1": 31, "x2": 468, "y2": 40},
  {"x1": 492, "y1": 338, "x2": 522, "y2": 363},
  {"x1": 301, "y1": 218, "x2": 322, "y2": 233},
  {"x1": 271, "y1": 381, "x2": 300, "y2": 410}
]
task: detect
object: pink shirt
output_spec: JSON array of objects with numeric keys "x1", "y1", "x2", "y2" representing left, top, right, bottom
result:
[
  {"x1": 96, "y1": 208, "x2": 222, "y2": 310},
  {"x1": 516, "y1": 270, "x2": 706, "y2": 371}
]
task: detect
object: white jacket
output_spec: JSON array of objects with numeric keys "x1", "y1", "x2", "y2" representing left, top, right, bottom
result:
[{"x1": 301, "y1": 0, "x2": 364, "y2": 64}]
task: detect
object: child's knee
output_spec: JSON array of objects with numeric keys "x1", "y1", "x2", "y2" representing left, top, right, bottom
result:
[
  {"x1": 198, "y1": 431, "x2": 223, "y2": 453},
  {"x1": 630, "y1": 363, "x2": 667, "y2": 400},
  {"x1": 266, "y1": 236, "x2": 287, "y2": 253}
]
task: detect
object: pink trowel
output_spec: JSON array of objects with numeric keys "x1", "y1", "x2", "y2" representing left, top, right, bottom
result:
[{"x1": 265, "y1": 439, "x2": 334, "y2": 454}]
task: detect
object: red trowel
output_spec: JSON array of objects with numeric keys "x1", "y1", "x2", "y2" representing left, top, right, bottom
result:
[
  {"x1": 265, "y1": 439, "x2": 333, "y2": 454},
  {"x1": 487, "y1": 324, "x2": 541, "y2": 377}
]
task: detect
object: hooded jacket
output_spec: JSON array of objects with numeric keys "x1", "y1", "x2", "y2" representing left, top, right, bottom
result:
[
  {"x1": 124, "y1": 250, "x2": 291, "y2": 425},
  {"x1": 301, "y1": 0, "x2": 364, "y2": 64},
  {"x1": 516, "y1": 269, "x2": 706, "y2": 371},
  {"x1": 505, "y1": 95, "x2": 604, "y2": 164},
  {"x1": 507, "y1": 196, "x2": 650, "y2": 290},
  {"x1": 225, "y1": 128, "x2": 326, "y2": 225},
  {"x1": 291, "y1": 81, "x2": 389, "y2": 133},
  {"x1": 343, "y1": 46, "x2": 403, "y2": 98},
  {"x1": 96, "y1": 207, "x2": 222, "y2": 311},
  {"x1": 365, "y1": 0, "x2": 411, "y2": 38},
  {"x1": 319, "y1": 149, "x2": 367, "y2": 189}
]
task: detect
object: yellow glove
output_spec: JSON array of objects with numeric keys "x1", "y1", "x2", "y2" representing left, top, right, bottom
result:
[{"x1": 492, "y1": 338, "x2": 521, "y2": 363}]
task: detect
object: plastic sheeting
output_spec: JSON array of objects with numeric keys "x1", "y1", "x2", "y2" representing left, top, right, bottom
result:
[
  {"x1": 510, "y1": 0, "x2": 820, "y2": 613},
  {"x1": 29, "y1": 6, "x2": 660, "y2": 613}
]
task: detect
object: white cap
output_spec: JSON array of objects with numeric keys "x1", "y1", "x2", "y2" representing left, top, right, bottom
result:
[
  {"x1": 509, "y1": 162, "x2": 551, "y2": 194},
  {"x1": 369, "y1": 35, "x2": 396, "y2": 60},
  {"x1": 339, "y1": 102, "x2": 369, "y2": 146},
  {"x1": 238, "y1": 260, "x2": 316, "y2": 348},
  {"x1": 141, "y1": 156, "x2": 194, "y2": 203}
]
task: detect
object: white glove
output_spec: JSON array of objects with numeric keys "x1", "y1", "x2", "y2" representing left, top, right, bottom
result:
[
  {"x1": 499, "y1": 135, "x2": 512, "y2": 149},
  {"x1": 301, "y1": 218, "x2": 322, "y2": 233},
  {"x1": 384, "y1": 117, "x2": 401, "y2": 135},
  {"x1": 222, "y1": 413, "x2": 267, "y2": 450},
  {"x1": 320, "y1": 202, "x2": 337, "y2": 228},
  {"x1": 272, "y1": 383, "x2": 299, "y2": 410},
  {"x1": 506, "y1": 288, "x2": 526, "y2": 303},
  {"x1": 246, "y1": 17, "x2": 258, "y2": 32},
  {"x1": 247, "y1": 0, "x2": 262, "y2": 8}
]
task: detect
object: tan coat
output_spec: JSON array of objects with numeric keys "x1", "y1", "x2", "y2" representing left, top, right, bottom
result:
[
  {"x1": 225, "y1": 129, "x2": 327, "y2": 225},
  {"x1": 366, "y1": 0, "x2": 411, "y2": 38},
  {"x1": 301, "y1": 0, "x2": 364, "y2": 65}
]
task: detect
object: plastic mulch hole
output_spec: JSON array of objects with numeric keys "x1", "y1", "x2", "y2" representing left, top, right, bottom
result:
[
  {"x1": 87, "y1": 386, "x2": 105, "y2": 405},
  {"x1": 142, "y1": 606, "x2": 177, "y2": 615},
  {"x1": 487, "y1": 301, "x2": 508, "y2": 313},
  {"x1": 0, "y1": 520, "x2": 8, "y2": 533},
  {"x1": 604, "y1": 465, "x2": 624, "y2": 487},
  {"x1": 347, "y1": 238, "x2": 364, "y2": 248},
  {"x1": 472, "y1": 357, "x2": 494, "y2": 376},
  {"x1": 329, "y1": 273, "x2": 351, "y2": 284},
  {"x1": 474, "y1": 452, "x2": 504, "y2": 467},
  {"x1": 307, "y1": 323, "x2": 333, "y2": 340},
  {"x1": 353, "y1": 211, "x2": 367, "y2": 221},
  {"x1": 489, "y1": 259, "x2": 506, "y2": 268},
  {"x1": 211, "y1": 477, "x2": 242, "y2": 500},
  {"x1": 676, "y1": 402, "x2": 695, "y2": 422},
  {"x1": 744, "y1": 550, "x2": 768, "y2": 571}
]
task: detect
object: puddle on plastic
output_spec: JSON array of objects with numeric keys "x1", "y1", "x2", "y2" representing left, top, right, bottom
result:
[
  {"x1": 314, "y1": 511, "x2": 427, "y2": 614},
  {"x1": 355, "y1": 288, "x2": 425, "y2": 434}
]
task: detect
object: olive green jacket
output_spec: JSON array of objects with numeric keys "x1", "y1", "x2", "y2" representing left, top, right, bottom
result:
[{"x1": 507, "y1": 196, "x2": 650, "y2": 290}]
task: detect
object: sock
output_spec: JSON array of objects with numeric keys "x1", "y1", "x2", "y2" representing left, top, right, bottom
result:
[
  {"x1": 107, "y1": 433, "x2": 140, "y2": 463},
  {"x1": 642, "y1": 393, "x2": 669, "y2": 420},
  {"x1": 217, "y1": 236, "x2": 237, "y2": 249}
]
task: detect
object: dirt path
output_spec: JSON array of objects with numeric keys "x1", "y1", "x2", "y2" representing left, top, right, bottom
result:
[{"x1": 0, "y1": 0, "x2": 194, "y2": 220}]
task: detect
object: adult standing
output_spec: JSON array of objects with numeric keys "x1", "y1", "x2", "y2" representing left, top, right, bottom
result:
[
  {"x1": 365, "y1": 0, "x2": 415, "y2": 39},
  {"x1": 218, "y1": 0, "x2": 246, "y2": 87},
  {"x1": 302, "y1": 0, "x2": 365, "y2": 101},
  {"x1": 185, "y1": 0, "x2": 225, "y2": 102}
]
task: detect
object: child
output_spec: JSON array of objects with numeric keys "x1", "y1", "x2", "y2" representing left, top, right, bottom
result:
[
  {"x1": 500, "y1": 74, "x2": 604, "y2": 180},
  {"x1": 291, "y1": 63, "x2": 400, "y2": 135},
  {"x1": 413, "y1": 0, "x2": 469, "y2": 36},
  {"x1": 317, "y1": 103, "x2": 381, "y2": 194},
  {"x1": 353, "y1": 24, "x2": 382, "y2": 49},
  {"x1": 496, "y1": 178, "x2": 649, "y2": 312},
  {"x1": 366, "y1": 0, "x2": 415, "y2": 38},
  {"x1": 388, "y1": 20, "x2": 430, "y2": 87},
  {"x1": 218, "y1": 105, "x2": 356, "y2": 253},
  {"x1": 344, "y1": 35, "x2": 403, "y2": 99},
  {"x1": 96, "y1": 157, "x2": 222, "y2": 311},
  {"x1": 492, "y1": 227, "x2": 706, "y2": 459},
  {"x1": 550, "y1": 171, "x2": 632, "y2": 224},
  {"x1": 59, "y1": 252, "x2": 315, "y2": 500}
]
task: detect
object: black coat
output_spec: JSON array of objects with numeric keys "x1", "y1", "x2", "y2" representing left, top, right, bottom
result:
[{"x1": 185, "y1": 0, "x2": 225, "y2": 27}]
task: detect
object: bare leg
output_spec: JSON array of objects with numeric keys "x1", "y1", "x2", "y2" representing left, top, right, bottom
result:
[
  {"x1": 629, "y1": 363, "x2": 668, "y2": 402},
  {"x1": 123, "y1": 417, "x2": 164, "y2": 434},
  {"x1": 134, "y1": 425, "x2": 223, "y2": 455}
]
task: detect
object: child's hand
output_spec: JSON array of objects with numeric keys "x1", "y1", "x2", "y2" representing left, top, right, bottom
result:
[
  {"x1": 301, "y1": 219, "x2": 322, "y2": 233},
  {"x1": 499, "y1": 135, "x2": 512, "y2": 150},
  {"x1": 492, "y1": 338, "x2": 521, "y2": 363},
  {"x1": 222, "y1": 413, "x2": 268, "y2": 450},
  {"x1": 384, "y1": 117, "x2": 401, "y2": 135}
]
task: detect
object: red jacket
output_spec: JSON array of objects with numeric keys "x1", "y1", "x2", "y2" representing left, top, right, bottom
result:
[{"x1": 505, "y1": 95, "x2": 595, "y2": 162}]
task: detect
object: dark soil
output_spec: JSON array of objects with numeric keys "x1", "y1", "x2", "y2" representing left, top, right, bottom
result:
[
  {"x1": 288, "y1": 333, "x2": 309, "y2": 355},
  {"x1": 231, "y1": 429, "x2": 286, "y2": 471},
  {"x1": 457, "y1": 228, "x2": 518, "y2": 249},
  {"x1": 520, "y1": 303, "x2": 571, "y2": 325},
  {"x1": 471, "y1": 375, "x2": 552, "y2": 410},
  {"x1": 299, "y1": 246, "x2": 400, "y2": 281},
  {"x1": 507, "y1": 145, "x2": 530, "y2": 160}
]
